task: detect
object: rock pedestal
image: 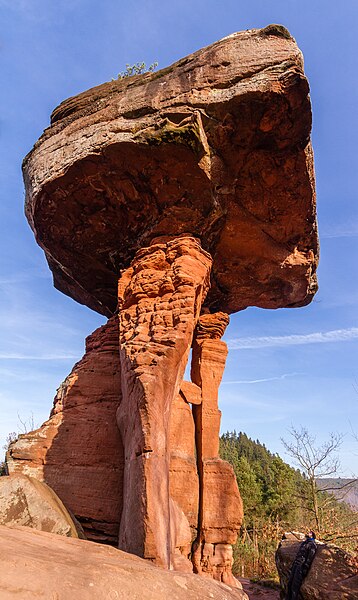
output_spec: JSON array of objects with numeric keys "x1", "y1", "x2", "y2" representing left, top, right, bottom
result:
[
  {"x1": 116, "y1": 237, "x2": 243, "y2": 580},
  {"x1": 116, "y1": 236, "x2": 212, "y2": 567}
]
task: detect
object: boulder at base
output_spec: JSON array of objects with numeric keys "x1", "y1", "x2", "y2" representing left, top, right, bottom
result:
[
  {"x1": 0, "y1": 475, "x2": 85, "y2": 538},
  {"x1": 276, "y1": 532, "x2": 358, "y2": 600},
  {"x1": 0, "y1": 524, "x2": 248, "y2": 600}
]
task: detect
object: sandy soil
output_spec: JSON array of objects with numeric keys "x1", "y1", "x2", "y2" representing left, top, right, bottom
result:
[{"x1": 238, "y1": 578, "x2": 280, "y2": 600}]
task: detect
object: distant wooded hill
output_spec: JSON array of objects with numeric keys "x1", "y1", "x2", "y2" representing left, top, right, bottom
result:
[{"x1": 316, "y1": 478, "x2": 358, "y2": 511}]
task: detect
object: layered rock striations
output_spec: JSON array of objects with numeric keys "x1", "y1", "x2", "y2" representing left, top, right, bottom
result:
[{"x1": 8, "y1": 25, "x2": 318, "y2": 586}]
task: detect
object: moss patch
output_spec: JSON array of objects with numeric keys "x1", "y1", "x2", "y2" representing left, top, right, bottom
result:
[{"x1": 134, "y1": 117, "x2": 204, "y2": 155}]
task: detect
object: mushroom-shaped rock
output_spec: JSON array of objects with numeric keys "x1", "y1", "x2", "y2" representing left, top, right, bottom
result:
[
  {"x1": 10, "y1": 25, "x2": 319, "y2": 586},
  {"x1": 24, "y1": 25, "x2": 318, "y2": 317}
]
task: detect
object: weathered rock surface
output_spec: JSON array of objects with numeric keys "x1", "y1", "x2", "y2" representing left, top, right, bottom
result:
[
  {"x1": 169, "y1": 389, "x2": 199, "y2": 540},
  {"x1": 7, "y1": 317, "x2": 124, "y2": 545},
  {"x1": 0, "y1": 475, "x2": 84, "y2": 538},
  {"x1": 116, "y1": 236, "x2": 211, "y2": 568},
  {"x1": 8, "y1": 237, "x2": 242, "y2": 582},
  {"x1": 191, "y1": 313, "x2": 243, "y2": 586},
  {"x1": 23, "y1": 26, "x2": 318, "y2": 317},
  {"x1": 0, "y1": 524, "x2": 249, "y2": 600},
  {"x1": 168, "y1": 311, "x2": 243, "y2": 584},
  {"x1": 276, "y1": 533, "x2": 358, "y2": 600}
]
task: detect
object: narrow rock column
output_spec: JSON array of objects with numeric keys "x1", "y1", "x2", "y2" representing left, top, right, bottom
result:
[
  {"x1": 116, "y1": 236, "x2": 212, "y2": 569},
  {"x1": 191, "y1": 313, "x2": 229, "y2": 459},
  {"x1": 191, "y1": 313, "x2": 243, "y2": 586}
]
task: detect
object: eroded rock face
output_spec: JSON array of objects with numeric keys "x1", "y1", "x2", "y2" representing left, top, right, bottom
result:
[
  {"x1": 169, "y1": 388, "x2": 199, "y2": 532},
  {"x1": 0, "y1": 525, "x2": 249, "y2": 600},
  {"x1": 276, "y1": 534, "x2": 358, "y2": 600},
  {"x1": 8, "y1": 236, "x2": 242, "y2": 582},
  {"x1": 7, "y1": 317, "x2": 124, "y2": 545},
  {"x1": 0, "y1": 475, "x2": 85, "y2": 538},
  {"x1": 116, "y1": 236, "x2": 211, "y2": 567},
  {"x1": 191, "y1": 313, "x2": 243, "y2": 586},
  {"x1": 23, "y1": 26, "x2": 318, "y2": 316}
]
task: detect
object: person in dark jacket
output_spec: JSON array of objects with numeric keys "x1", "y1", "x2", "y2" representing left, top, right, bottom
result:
[{"x1": 286, "y1": 531, "x2": 317, "y2": 600}]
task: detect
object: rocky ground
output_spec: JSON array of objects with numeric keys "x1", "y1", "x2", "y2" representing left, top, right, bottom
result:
[
  {"x1": 238, "y1": 579, "x2": 280, "y2": 600},
  {"x1": 0, "y1": 524, "x2": 248, "y2": 600}
]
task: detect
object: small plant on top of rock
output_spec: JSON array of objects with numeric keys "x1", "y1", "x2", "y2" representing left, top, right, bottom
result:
[{"x1": 115, "y1": 61, "x2": 158, "y2": 80}]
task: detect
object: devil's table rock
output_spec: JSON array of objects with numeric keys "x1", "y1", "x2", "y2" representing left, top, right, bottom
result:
[{"x1": 9, "y1": 25, "x2": 318, "y2": 585}]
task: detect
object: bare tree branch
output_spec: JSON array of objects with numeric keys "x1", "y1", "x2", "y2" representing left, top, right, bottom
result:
[{"x1": 281, "y1": 426, "x2": 343, "y2": 533}]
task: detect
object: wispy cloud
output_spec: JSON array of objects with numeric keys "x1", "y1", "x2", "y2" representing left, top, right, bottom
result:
[
  {"x1": 321, "y1": 225, "x2": 358, "y2": 239},
  {"x1": 0, "y1": 366, "x2": 57, "y2": 382},
  {"x1": 0, "y1": 353, "x2": 78, "y2": 361},
  {"x1": 0, "y1": 305, "x2": 81, "y2": 339},
  {"x1": 220, "y1": 393, "x2": 277, "y2": 410},
  {"x1": 0, "y1": 271, "x2": 49, "y2": 286},
  {"x1": 227, "y1": 327, "x2": 358, "y2": 350},
  {"x1": 222, "y1": 372, "x2": 303, "y2": 384}
]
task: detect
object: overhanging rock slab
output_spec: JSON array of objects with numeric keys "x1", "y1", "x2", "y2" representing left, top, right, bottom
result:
[{"x1": 23, "y1": 25, "x2": 318, "y2": 317}]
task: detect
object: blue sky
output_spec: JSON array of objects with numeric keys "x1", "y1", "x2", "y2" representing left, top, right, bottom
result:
[{"x1": 0, "y1": 0, "x2": 357, "y2": 475}]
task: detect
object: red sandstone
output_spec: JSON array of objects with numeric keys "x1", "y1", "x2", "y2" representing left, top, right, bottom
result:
[{"x1": 8, "y1": 25, "x2": 318, "y2": 587}]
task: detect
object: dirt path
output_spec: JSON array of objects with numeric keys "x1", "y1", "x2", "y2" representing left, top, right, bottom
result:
[{"x1": 238, "y1": 578, "x2": 280, "y2": 600}]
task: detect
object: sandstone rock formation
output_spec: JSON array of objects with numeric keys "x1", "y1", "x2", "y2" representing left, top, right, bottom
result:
[
  {"x1": 276, "y1": 533, "x2": 358, "y2": 600},
  {"x1": 0, "y1": 524, "x2": 249, "y2": 600},
  {"x1": 116, "y1": 236, "x2": 212, "y2": 568},
  {"x1": 7, "y1": 317, "x2": 123, "y2": 544},
  {"x1": 0, "y1": 475, "x2": 84, "y2": 538},
  {"x1": 8, "y1": 24, "x2": 318, "y2": 585},
  {"x1": 190, "y1": 312, "x2": 242, "y2": 586}
]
